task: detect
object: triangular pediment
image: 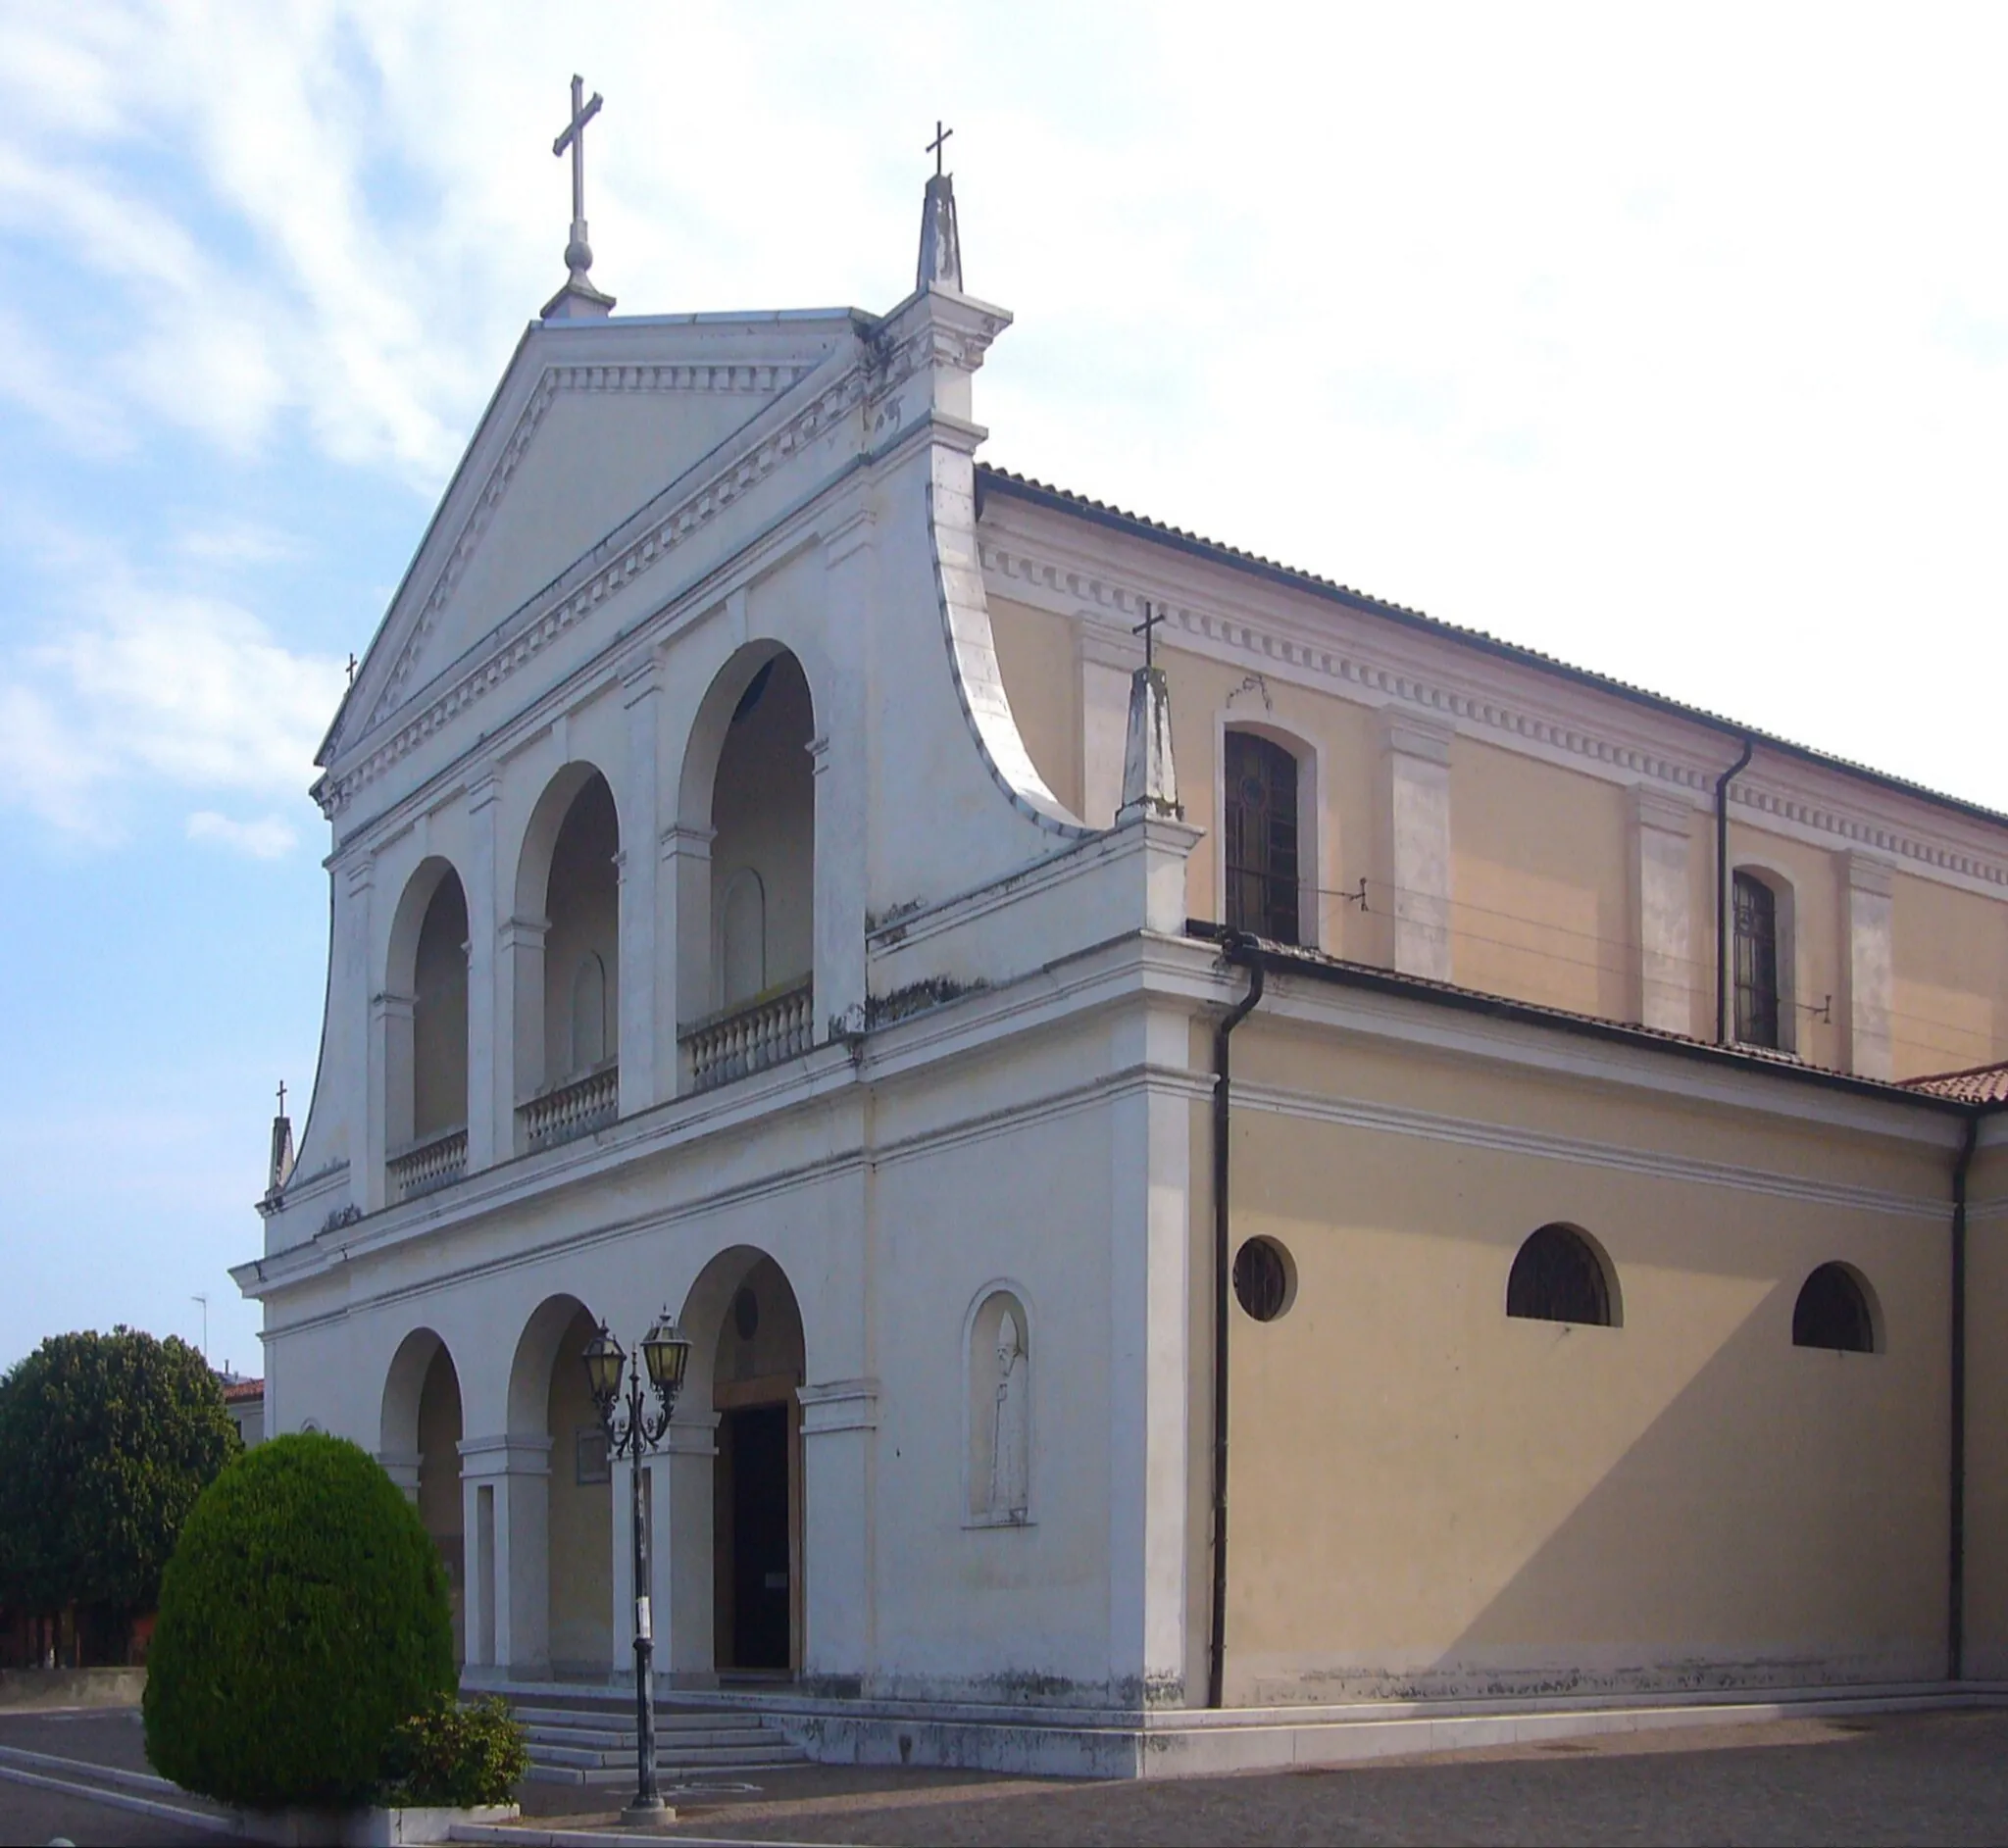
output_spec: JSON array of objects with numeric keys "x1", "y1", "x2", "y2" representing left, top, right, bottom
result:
[{"x1": 334, "y1": 310, "x2": 860, "y2": 754}]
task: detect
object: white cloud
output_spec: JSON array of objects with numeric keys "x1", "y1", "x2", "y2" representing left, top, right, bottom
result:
[
  {"x1": 185, "y1": 810, "x2": 299, "y2": 859},
  {"x1": 0, "y1": 548, "x2": 346, "y2": 842},
  {"x1": 177, "y1": 521, "x2": 304, "y2": 567}
]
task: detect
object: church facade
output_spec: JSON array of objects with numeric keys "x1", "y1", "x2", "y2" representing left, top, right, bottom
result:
[{"x1": 237, "y1": 161, "x2": 2008, "y2": 1771}]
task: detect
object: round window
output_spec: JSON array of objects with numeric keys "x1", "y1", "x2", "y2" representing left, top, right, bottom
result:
[
  {"x1": 1233, "y1": 1237, "x2": 1295, "y2": 1322},
  {"x1": 732, "y1": 1286, "x2": 760, "y2": 1341}
]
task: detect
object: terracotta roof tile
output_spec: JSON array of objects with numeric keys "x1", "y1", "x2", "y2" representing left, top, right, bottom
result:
[{"x1": 1901, "y1": 1062, "x2": 2008, "y2": 1106}]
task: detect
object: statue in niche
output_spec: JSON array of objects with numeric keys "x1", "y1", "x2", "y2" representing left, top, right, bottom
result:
[{"x1": 985, "y1": 1309, "x2": 1029, "y2": 1522}]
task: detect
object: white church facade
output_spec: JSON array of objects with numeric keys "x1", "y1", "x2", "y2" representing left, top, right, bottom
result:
[{"x1": 237, "y1": 138, "x2": 2008, "y2": 1773}]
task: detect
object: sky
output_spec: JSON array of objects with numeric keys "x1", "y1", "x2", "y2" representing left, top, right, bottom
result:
[{"x1": 1, "y1": 2, "x2": 2004, "y2": 1375}]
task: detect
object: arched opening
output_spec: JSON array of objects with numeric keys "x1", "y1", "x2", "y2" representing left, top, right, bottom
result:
[
  {"x1": 380, "y1": 1329, "x2": 466, "y2": 1664},
  {"x1": 675, "y1": 1248, "x2": 807, "y2": 1678},
  {"x1": 506, "y1": 1293, "x2": 613, "y2": 1677},
  {"x1": 1223, "y1": 729, "x2": 1302, "y2": 944},
  {"x1": 514, "y1": 768, "x2": 621, "y2": 1151},
  {"x1": 384, "y1": 860, "x2": 470, "y2": 1199},
  {"x1": 1732, "y1": 867, "x2": 1795, "y2": 1052},
  {"x1": 676, "y1": 647, "x2": 817, "y2": 1091},
  {"x1": 1793, "y1": 1262, "x2": 1879, "y2": 1353},
  {"x1": 1507, "y1": 1224, "x2": 1619, "y2": 1327}
]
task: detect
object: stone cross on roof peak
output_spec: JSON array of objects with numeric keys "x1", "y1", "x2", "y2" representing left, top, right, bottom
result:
[
  {"x1": 916, "y1": 119, "x2": 964, "y2": 294},
  {"x1": 543, "y1": 74, "x2": 617, "y2": 321}
]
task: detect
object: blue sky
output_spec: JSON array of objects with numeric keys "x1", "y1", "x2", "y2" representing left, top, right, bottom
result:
[{"x1": 3, "y1": 2, "x2": 2005, "y2": 1374}]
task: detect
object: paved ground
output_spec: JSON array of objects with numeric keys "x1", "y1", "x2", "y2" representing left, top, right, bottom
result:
[{"x1": 7, "y1": 1705, "x2": 2008, "y2": 1846}]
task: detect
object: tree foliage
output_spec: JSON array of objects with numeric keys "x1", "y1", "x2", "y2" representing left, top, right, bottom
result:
[
  {"x1": 0, "y1": 1326, "x2": 238, "y2": 1619},
  {"x1": 144, "y1": 1433, "x2": 456, "y2": 1810}
]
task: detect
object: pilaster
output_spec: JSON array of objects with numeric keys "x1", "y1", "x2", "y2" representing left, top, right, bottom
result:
[
  {"x1": 1840, "y1": 851, "x2": 1896, "y2": 1080},
  {"x1": 798, "y1": 1378, "x2": 879, "y2": 1679},
  {"x1": 662, "y1": 1413, "x2": 720, "y2": 1682},
  {"x1": 496, "y1": 916, "x2": 549, "y2": 1155},
  {"x1": 1379, "y1": 710, "x2": 1454, "y2": 981},
  {"x1": 1107, "y1": 1006, "x2": 1191, "y2": 1706},
  {"x1": 344, "y1": 859, "x2": 376, "y2": 1209},
  {"x1": 367, "y1": 991, "x2": 413, "y2": 1213},
  {"x1": 662, "y1": 825, "x2": 714, "y2": 1089},
  {"x1": 464, "y1": 773, "x2": 500, "y2": 1171},
  {"x1": 1629, "y1": 785, "x2": 1697, "y2": 1033},
  {"x1": 620, "y1": 655, "x2": 664, "y2": 1112}
]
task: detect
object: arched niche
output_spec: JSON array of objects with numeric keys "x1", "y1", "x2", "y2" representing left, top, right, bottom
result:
[
  {"x1": 510, "y1": 765, "x2": 622, "y2": 1138},
  {"x1": 506, "y1": 1293, "x2": 611, "y2": 1677},
  {"x1": 382, "y1": 859, "x2": 470, "y2": 1186},
  {"x1": 1506, "y1": 1223, "x2": 1621, "y2": 1328},
  {"x1": 673, "y1": 646, "x2": 817, "y2": 1073},
  {"x1": 674, "y1": 1246, "x2": 808, "y2": 1676},
  {"x1": 379, "y1": 1327, "x2": 466, "y2": 1663},
  {"x1": 964, "y1": 1284, "x2": 1032, "y2": 1527}
]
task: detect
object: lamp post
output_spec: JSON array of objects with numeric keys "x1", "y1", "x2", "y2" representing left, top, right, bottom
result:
[{"x1": 583, "y1": 1309, "x2": 690, "y2": 1823}]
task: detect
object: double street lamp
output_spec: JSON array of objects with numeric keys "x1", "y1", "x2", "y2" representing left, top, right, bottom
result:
[{"x1": 582, "y1": 1309, "x2": 690, "y2": 1824}]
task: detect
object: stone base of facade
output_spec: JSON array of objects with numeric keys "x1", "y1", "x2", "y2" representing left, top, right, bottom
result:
[{"x1": 480, "y1": 1676, "x2": 2008, "y2": 1780}]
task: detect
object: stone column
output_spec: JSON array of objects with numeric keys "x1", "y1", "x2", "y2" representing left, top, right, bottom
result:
[
  {"x1": 1629, "y1": 785, "x2": 1696, "y2": 1032},
  {"x1": 464, "y1": 773, "x2": 500, "y2": 1171},
  {"x1": 1079, "y1": 626, "x2": 1141, "y2": 829},
  {"x1": 619, "y1": 654, "x2": 663, "y2": 1113},
  {"x1": 1107, "y1": 1005, "x2": 1192, "y2": 1707},
  {"x1": 496, "y1": 916, "x2": 548, "y2": 1156},
  {"x1": 458, "y1": 1434, "x2": 553, "y2": 1678},
  {"x1": 1379, "y1": 710, "x2": 1454, "y2": 980},
  {"x1": 797, "y1": 1379, "x2": 878, "y2": 1682},
  {"x1": 1840, "y1": 851, "x2": 1896, "y2": 1079}
]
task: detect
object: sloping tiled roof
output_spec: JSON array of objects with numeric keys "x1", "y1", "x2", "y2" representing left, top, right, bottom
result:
[
  {"x1": 222, "y1": 1378, "x2": 265, "y2": 1404},
  {"x1": 1901, "y1": 1062, "x2": 2008, "y2": 1107},
  {"x1": 978, "y1": 466, "x2": 2008, "y2": 835}
]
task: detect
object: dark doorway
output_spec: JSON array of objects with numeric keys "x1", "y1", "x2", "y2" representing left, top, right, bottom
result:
[{"x1": 720, "y1": 1404, "x2": 790, "y2": 1671}]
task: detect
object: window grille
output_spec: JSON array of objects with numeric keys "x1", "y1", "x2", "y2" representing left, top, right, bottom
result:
[
  {"x1": 1224, "y1": 732, "x2": 1300, "y2": 943},
  {"x1": 1506, "y1": 1224, "x2": 1614, "y2": 1326},
  {"x1": 1733, "y1": 872, "x2": 1782, "y2": 1048},
  {"x1": 1792, "y1": 1263, "x2": 1876, "y2": 1353}
]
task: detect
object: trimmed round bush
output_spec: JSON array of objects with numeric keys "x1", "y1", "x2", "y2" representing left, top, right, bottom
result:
[{"x1": 143, "y1": 1433, "x2": 455, "y2": 1810}]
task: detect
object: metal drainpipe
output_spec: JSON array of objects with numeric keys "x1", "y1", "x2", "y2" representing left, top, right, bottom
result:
[
  {"x1": 1951, "y1": 1111, "x2": 1981, "y2": 1679},
  {"x1": 1714, "y1": 736, "x2": 1756, "y2": 1043},
  {"x1": 1209, "y1": 934, "x2": 1266, "y2": 1712}
]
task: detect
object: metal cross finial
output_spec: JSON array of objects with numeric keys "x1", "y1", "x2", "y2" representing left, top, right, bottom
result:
[
  {"x1": 553, "y1": 75, "x2": 605, "y2": 279},
  {"x1": 345, "y1": 653, "x2": 356, "y2": 686},
  {"x1": 1133, "y1": 601, "x2": 1167, "y2": 672},
  {"x1": 276, "y1": 1079, "x2": 287, "y2": 1117},
  {"x1": 927, "y1": 120, "x2": 954, "y2": 177}
]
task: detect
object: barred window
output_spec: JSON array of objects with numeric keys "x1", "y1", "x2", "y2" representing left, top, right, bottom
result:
[
  {"x1": 1733, "y1": 871, "x2": 1782, "y2": 1049},
  {"x1": 1792, "y1": 1263, "x2": 1876, "y2": 1353},
  {"x1": 1507, "y1": 1224, "x2": 1617, "y2": 1327},
  {"x1": 1224, "y1": 731, "x2": 1300, "y2": 943}
]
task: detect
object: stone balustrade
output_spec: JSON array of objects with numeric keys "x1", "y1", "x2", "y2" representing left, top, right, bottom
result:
[
  {"x1": 386, "y1": 1125, "x2": 467, "y2": 1201},
  {"x1": 518, "y1": 1064, "x2": 620, "y2": 1153},
  {"x1": 681, "y1": 979, "x2": 814, "y2": 1093}
]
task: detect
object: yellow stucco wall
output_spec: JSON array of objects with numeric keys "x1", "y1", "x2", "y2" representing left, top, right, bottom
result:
[
  {"x1": 1215, "y1": 1014, "x2": 1955, "y2": 1701},
  {"x1": 1892, "y1": 874, "x2": 2008, "y2": 1079},
  {"x1": 546, "y1": 1304, "x2": 613, "y2": 1674},
  {"x1": 1449, "y1": 741, "x2": 1631, "y2": 1019},
  {"x1": 985, "y1": 595, "x2": 1081, "y2": 818}
]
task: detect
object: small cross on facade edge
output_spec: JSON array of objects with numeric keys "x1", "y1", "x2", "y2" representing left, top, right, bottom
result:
[
  {"x1": 927, "y1": 120, "x2": 954, "y2": 177},
  {"x1": 1132, "y1": 600, "x2": 1167, "y2": 671},
  {"x1": 345, "y1": 653, "x2": 357, "y2": 686}
]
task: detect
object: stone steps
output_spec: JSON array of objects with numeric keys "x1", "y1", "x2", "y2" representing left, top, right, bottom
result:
[{"x1": 509, "y1": 1695, "x2": 806, "y2": 1785}]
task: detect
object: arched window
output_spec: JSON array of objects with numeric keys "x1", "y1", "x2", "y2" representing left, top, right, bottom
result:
[
  {"x1": 1792, "y1": 1263, "x2": 1877, "y2": 1353},
  {"x1": 1733, "y1": 870, "x2": 1782, "y2": 1049},
  {"x1": 1507, "y1": 1224, "x2": 1617, "y2": 1326},
  {"x1": 1225, "y1": 730, "x2": 1300, "y2": 943}
]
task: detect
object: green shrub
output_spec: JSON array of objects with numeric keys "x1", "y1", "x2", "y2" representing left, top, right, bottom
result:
[
  {"x1": 382, "y1": 1695, "x2": 528, "y2": 1807},
  {"x1": 143, "y1": 1432, "x2": 455, "y2": 1810}
]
